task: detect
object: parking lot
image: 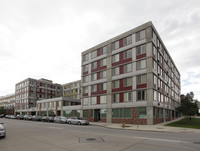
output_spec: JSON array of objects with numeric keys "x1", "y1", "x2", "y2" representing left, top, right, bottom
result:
[{"x1": 0, "y1": 118, "x2": 200, "y2": 151}]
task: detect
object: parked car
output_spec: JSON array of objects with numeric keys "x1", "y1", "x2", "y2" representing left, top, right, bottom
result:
[
  {"x1": 67, "y1": 117, "x2": 89, "y2": 125},
  {"x1": 10, "y1": 115, "x2": 16, "y2": 119},
  {"x1": 16, "y1": 115, "x2": 24, "y2": 120},
  {"x1": 32, "y1": 115, "x2": 42, "y2": 121},
  {"x1": 0, "y1": 114, "x2": 5, "y2": 118},
  {"x1": 54, "y1": 116, "x2": 67, "y2": 124},
  {"x1": 24, "y1": 115, "x2": 32, "y2": 120},
  {"x1": 42, "y1": 116, "x2": 54, "y2": 122},
  {"x1": 0, "y1": 122, "x2": 6, "y2": 138},
  {"x1": 5, "y1": 115, "x2": 11, "y2": 118}
]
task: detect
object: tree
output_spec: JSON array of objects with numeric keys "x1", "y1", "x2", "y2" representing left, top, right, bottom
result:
[
  {"x1": 177, "y1": 93, "x2": 198, "y2": 120},
  {"x1": 0, "y1": 106, "x2": 6, "y2": 115}
]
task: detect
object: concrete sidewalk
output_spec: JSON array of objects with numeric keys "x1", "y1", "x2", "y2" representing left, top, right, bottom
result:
[{"x1": 90, "y1": 117, "x2": 200, "y2": 133}]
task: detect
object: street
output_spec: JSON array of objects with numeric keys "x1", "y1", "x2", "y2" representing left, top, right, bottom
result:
[{"x1": 0, "y1": 118, "x2": 200, "y2": 151}]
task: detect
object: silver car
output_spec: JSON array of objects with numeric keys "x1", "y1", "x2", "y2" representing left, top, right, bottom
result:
[
  {"x1": 54, "y1": 116, "x2": 67, "y2": 124},
  {"x1": 0, "y1": 122, "x2": 6, "y2": 138},
  {"x1": 68, "y1": 117, "x2": 89, "y2": 125}
]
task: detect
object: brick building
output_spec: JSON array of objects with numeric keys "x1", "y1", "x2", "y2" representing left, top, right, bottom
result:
[{"x1": 81, "y1": 21, "x2": 181, "y2": 125}]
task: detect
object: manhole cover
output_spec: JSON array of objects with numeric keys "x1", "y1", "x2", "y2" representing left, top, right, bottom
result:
[
  {"x1": 193, "y1": 142, "x2": 200, "y2": 144},
  {"x1": 87, "y1": 138, "x2": 96, "y2": 141},
  {"x1": 79, "y1": 137, "x2": 104, "y2": 143}
]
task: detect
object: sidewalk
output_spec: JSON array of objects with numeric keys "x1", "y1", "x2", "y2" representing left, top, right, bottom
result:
[{"x1": 90, "y1": 117, "x2": 200, "y2": 133}]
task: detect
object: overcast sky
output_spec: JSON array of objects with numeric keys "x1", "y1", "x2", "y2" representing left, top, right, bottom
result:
[{"x1": 0, "y1": 0, "x2": 200, "y2": 100}]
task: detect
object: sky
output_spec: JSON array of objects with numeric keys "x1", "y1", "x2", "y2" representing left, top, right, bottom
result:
[{"x1": 0, "y1": 0, "x2": 200, "y2": 100}]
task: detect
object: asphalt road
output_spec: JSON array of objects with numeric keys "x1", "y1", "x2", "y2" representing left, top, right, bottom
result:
[{"x1": 0, "y1": 118, "x2": 200, "y2": 151}]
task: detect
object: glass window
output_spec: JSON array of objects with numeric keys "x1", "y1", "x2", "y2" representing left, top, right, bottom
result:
[
  {"x1": 100, "y1": 46, "x2": 107, "y2": 55},
  {"x1": 100, "y1": 83, "x2": 106, "y2": 91},
  {"x1": 154, "y1": 90, "x2": 157, "y2": 101},
  {"x1": 112, "y1": 108, "x2": 119, "y2": 118},
  {"x1": 91, "y1": 50, "x2": 97, "y2": 58},
  {"x1": 137, "y1": 90, "x2": 146, "y2": 101},
  {"x1": 83, "y1": 110, "x2": 88, "y2": 118},
  {"x1": 112, "y1": 108, "x2": 132, "y2": 118},
  {"x1": 124, "y1": 63, "x2": 132, "y2": 73},
  {"x1": 100, "y1": 95, "x2": 106, "y2": 104},
  {"x1": 136, "y1": 44, "x2": 146, "y2": 55},
  {"x1": 83, "y1": 54, "x2": 89, "y2": 62},
  {"x1": 158, "y1": 108, "x2": 163, "y2": 118},
  {"x1": 112, "y1": 54, "x2": 119, "y2": 63},
  {"x1": 112, "y1": 67, "x2": 120, "y2": 76},
  {"x1": 91, "y1": 73, "x2": 97, "y2": 81},
  {"x1": 112, "y1": 80, "x2": 120, "y2": 89},
  {"x1": 91, "y1": 85, "x2": 97, "y2": 92},
  {"x1": 124, "y1": 92, "x2": 132, "y2": 102},
  {"x1": 91, "y1": 62, "x2": 97, "y2": 70},
  {"x1": 137, "y1": 74, "x2": 146, "y2": 84},
  {"x1": 113, "y1": 93, "x2": 120, "y2": 103},
  {"x1": 124, "y1": 49, "x2": 132, "y2": 59},
  {"x1": 83, "y1": 76, "x2": 88, "y2": 83},
  {"x1": 100, "y1": 58, "x2": 106, "y2": 67},
  {"x1": 101, "y1": 109, "x2": 107, "y2": 118},
  {"x1": 136, "y1": 59, "x2": 146, "y2": 70},
  {"x1": 100, "y1": 70, "x2": 106, "y2": 79},
  {"x1": 114, "y1": 41, "x2": 119, "y2": 50},
  {"x1": 137, "y1": 107, "x2": 147, "y2": 118},
  {"x1": 136, "y1": 30, "x2": 145, "y2": 41},
  {"x1": 123, "y1": 77, "x2": 132, "y2": 87},
  {"x1": 83, "y1": 98, "x2": 89, "y2": 105},
  {"x1": 91, "y1": 97, "x2": 97, "y2": 104}
]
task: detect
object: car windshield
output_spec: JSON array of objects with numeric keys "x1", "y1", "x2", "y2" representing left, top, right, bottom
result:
[{"x1": 78, "y1": 117, "x2": 83, "y2": 120}]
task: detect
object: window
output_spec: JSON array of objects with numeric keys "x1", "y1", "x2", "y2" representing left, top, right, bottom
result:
[
  {"x1": 112, "y1": 41, "x2": 119, "y2": 50},
  {"x1": 91, "y1": 62, "x2": 97, "y2": 70},
  {"x1": 100, "y1": 70, "x2": 106, "y2": 79},
  {"x1": 100, "y1": 95, "x2": 106, "y2": 104},
  {"x1": 83, "y1": 98, "x2": 89, "y2": 105},
  {"x1": 91, "y1": 73, "x2": 97, "y2": 81},
  {"x1": 91, "y1": 97, "x2": 97, "y2": 104},
  {"x1": 136, "y1": 44, "x2": 146, "y2": 55},
  {"x1": 137, "y1": 107, "x2": 147, "y2": 118},
  {"x1": 101, "y1": 109, "x2": 107, "y2": 118},
  {"x1": 91, "y1": 50, "x2": 97, "y2": 58},
  {"x1": 83, "y1": 54, "x2": 89, "y2": 62},
  {"x1": 83, "y1": 110, "x2": 88, "y2": 118},
  {"x1": 113, "y1": 93, "x2": 120, "y2": 103},
  {"x1": 100, "y1": 83, "x2": 106, "y2": 91},
  {"x1": 100, "y1": 58, "x2": 106, "y2": 67},
  {"x1": 123, "y1": 35, "x2": 132, "y2": 46},
  {"x1": 112, "y1": 80, "x2": 119, "y2": 89},
  {"x1": 124, "y1": 49, "x2": 132, "y2": 59},
  {"x1": 100, "y1": 46, "x2": 107, "y2": 55},
  {"x1": 158, "y1": 108, "x2": 163, "y2": 118},
  {"x1": 112, "y1": 67, "x2": 120, "y2": 76},
  {"x1": 123, "y1": 77, "x2": 132, "y2": 87},
  {"x1": 112, "y1": 108, "x2": 132, "y2": 118},
  {"x1": 124, "y1": 63, "x2": 132, "y2": 73},
  {"x1": 83, "y1": 76, "x2": 88, "y2": 83},
  {"x1": 136, "y1": 30, "x2": 145, "y2": 41},
  {"x1": 91, "y1": 85, "x2": 97, "y2": 92},
  {"x1": 124, "y1": 92, "x2": 132, "y2": 102},
  {"x1": 112, "y1": 54, "x2": 119, "y2": 63},
  {"x1": 137, "y1": 74, "x2": 146, "y2": 84},
  {"x1": 154, "y1": 90, "x2": 157, "y2": 101},
  {"x1": 136, "y1": 59, "x2": 146, "y2": 70},
  {"x1": 137, "y1": 90, "x2": 146, "y2": 101},
  {"x1": 153, "y1": 46, "x2": 157, "y2": 59}
]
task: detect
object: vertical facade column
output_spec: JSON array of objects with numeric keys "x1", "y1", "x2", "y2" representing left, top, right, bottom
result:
[
  {"x1": 106, "y1": 44, "x2": 112, "y2": 124},
  {"x1": 60, "y1": 100, "x2": 63, "y2": 116}
]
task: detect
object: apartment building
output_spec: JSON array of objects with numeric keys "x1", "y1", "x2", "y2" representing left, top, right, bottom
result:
[
  {"x1": 81, "y1": 21, "x2": 181, "y2": 125},
  {"x1": 0, "y1": 94, "x2": 15, "y2": 115},
  {"x1": 63, "y1": 80, "x2": 81, "y2": 100},
  {"x1": 15, "y1": 78, "x2": 62, "y2": 115}
]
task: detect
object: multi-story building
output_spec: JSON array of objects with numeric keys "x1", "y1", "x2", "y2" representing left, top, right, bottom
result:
[
  {"x1": 63, "y1": 80, "x2": 81, "y2": 100},
  {"x1": 15, "y1": 78, "x2": 62, "y2": 115},
  {"x1": 81, "y1": 21, "x2": 181, "y2": 125},
  {"x1": 0, "y1": 94, "x2": 15, "y2": 115}
]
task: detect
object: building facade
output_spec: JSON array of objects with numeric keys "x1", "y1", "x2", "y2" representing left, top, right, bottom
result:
[
  {"x1": 15, "y1": 78, "x2": 62, "y2": 115},
  {"x1": 0, "y1": 94, "x2": 15, "y2": 115},
  {"x1": 81, "y1": 21, "x2": 181, "y2": 125},
  {"x1": 63, "y1": 80, "x2": 81, "y2": 100}
]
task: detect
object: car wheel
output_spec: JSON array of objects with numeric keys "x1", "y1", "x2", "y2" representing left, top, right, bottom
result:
[
  {"x1": 78, "y1": 122, "x2": 81, "y2": 125},
  {"x1": 68, "y1": 121, "x2": 71, "y2": 124}
]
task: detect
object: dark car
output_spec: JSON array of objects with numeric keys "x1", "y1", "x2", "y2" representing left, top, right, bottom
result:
[
  {"x1": 16, "y1": 115, "x2": 24, "y2": 120},
  {"x1": 24, "y1": 115, "x2": 32, "y2": 120},
  {"x1": 0, "y1": 114, "x2": 5, "y2": 118},
  {"x1": 32, "y1": 115, "x2": 42, "y2": 121},
  {"x1": 54, "y1": 116, "x2": 67, "y2": 124},
  {"x1": 0, "y1": 122, "x2": 6, "y2": 138},
  {"x1": 42, "y1": 116, "x2": 54, "y2": 122},
  {"x1": 68, "y1": 117, "x2": 89, "y2": 125}
]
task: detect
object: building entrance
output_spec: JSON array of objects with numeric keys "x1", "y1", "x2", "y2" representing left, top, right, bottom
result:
[{"x1": 94, "y1": 109, "x2": 101, "y2": 122}]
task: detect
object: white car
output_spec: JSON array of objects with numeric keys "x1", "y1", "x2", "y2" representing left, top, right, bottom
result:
[
  {"x1": 68, "y1": 117, "x2": 89, "y2": 125},
  {"x1": 0, "y1": 122, "x2": 6, "y2": 138}
]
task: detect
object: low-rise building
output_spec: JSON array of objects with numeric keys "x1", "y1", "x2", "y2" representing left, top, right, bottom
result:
[{"x1": 0, "y1": 94, "x2": 15, "y2": 115}]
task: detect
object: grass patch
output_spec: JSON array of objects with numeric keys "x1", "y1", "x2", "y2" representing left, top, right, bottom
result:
[{"x1": 165, "y1": 118, "x2": 200, "y2": 129}]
